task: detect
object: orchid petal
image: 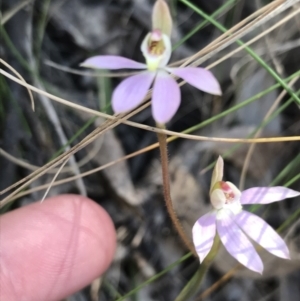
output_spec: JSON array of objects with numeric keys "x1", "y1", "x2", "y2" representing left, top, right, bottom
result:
[
  {"x1": 192, "y1": 212, "x2": 217, "y2": 262},
  {"x1": 80, "y1": 55, "x2": 146, "y2": 70},
  {"x1": 217, "y1": 209, "x2": 263, "y2": 274},
  {"x1": 240, "y1": 187, "x2": 300, "y2": 205},
  {"x1": 151, "y1": 70, "x2": 180, "y2": 124},
  {"x1": 168, "y1": 67, "x2": 222, "y2": 95},
  {"x1": 112, "y1": 71, "x2": 155, "y2": 114},
  {"x1": 235, "y1": 210, "x2": 290, "y2": 259},
  {"x1": 210, "y1": 156, "x2": 224, "y2": 191}
]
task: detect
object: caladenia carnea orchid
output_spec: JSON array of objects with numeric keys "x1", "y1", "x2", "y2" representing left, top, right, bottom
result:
[
  {"x1": 193, "y1": 156, "x2": 300, "y2": 274},
  {"x1": 80, "y1": 0, "x2": 221, "y2": 125}
]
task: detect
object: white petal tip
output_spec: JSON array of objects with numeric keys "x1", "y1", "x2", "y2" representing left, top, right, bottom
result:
[
  {"x1": 280, "y1": 252, "x2": 291, "y2": 260},
  {"x1": 80, "y1": 61, "x2": 94, "y2": 68},
  {"x1": 210, "y1": 86, "x2": 222, "y2": 96},
  {"x1": 215, "y1": 88, "x2": 222, "y2": 96},
  {"x1": 245, "y1": 264, "x2": 263, "y2": 274},
  {"x1": 289, "y1": 190, "x2": 300, "y2": 197},
  {"x1": 251, "y1": 265, "x2": 263, "y2": 275},
  {"x1": 216, "y1": 156, "x2": 223, "y2": 165}
]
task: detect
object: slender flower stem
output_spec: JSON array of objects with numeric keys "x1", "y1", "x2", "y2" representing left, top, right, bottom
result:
[{"x1": 156, "y1": 127, "x2": 196, "y2": 255}]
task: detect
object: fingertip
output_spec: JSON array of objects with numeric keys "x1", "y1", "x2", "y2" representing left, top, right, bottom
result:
[{"x1": 0, "y1": 194, "x2": 116, "y2": 301}]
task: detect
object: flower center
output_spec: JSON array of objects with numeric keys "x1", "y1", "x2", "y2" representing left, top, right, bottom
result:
[
  {"x1": 220, "y1": 181, "x2": 235, "y2": 204},
  {"x1": 211, "y1": 180, "x2": 242, "y2": 215},
  {"x1": 141, "y1": 29, "x2": 172, "y2": 71},
  {"x1": 148, "y1": 29, "x2": 166, "y2": 56}
]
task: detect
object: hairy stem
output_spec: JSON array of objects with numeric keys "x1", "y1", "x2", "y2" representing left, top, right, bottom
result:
[{"x1": 157, "y1": 130, "x2": 196, "y2": 255}]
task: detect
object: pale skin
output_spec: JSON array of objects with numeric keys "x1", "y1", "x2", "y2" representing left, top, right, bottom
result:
[{"x1": 0, "y1": 194, "x2": 116, "y2": 301}]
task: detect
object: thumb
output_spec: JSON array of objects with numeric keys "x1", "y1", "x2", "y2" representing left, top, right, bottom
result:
[{"x1": 0, "y1": 194, "x2": 116, "y2": 301}]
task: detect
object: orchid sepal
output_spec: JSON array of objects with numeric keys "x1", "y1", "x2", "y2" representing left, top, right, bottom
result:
[{"x1": 152, "y1": 0, "x2": 172, "y2": 37}]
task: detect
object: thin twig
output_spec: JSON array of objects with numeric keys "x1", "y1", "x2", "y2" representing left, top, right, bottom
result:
[
  {"x1": 1, "y1": 0, "x2": 32, "y2": 25},
  {"x1": 207, "y1": 6, "x2": 300, "y2": 70},
  {"x1": 0, "y1": 134, "x2": 103, "y2": 173},
  {"x1": 196, "y1": 266, "x2": 241, "y2": 300},
  {"x1": 32, "y1": 76, "x2": 87, "y2": 196},
  {"x1": 44, "y1": 60, "x2": 142, "y2": 78},
  {"x1": 1, "y1": 70, "x2": 300, "y2": 143},
  {"x1": 0, "y1": 59, "x2": 35, "y2": 110},
  {"x1": 174, "y1": 0, "x2": 283, "y2": 68},
  {"x1": 239, "y1": 76, "x2": 299, "y2": 190},
  {"x1": 0, "y1": 102, "x2": 151, "y2": 207},
  {"x1": 186, "y1": 0, "x2": 299, "y2": 68},
  {"x1": 40, "y1": 158, "x2": 69, "y2": 202}
]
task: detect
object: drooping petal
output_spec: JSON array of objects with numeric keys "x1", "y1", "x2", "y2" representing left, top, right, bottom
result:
[
  {"x1": 168, "y1": 67, "x2": 222, "y2": 95},
  {"x1": 240, "y1": 187, "x2": 300, "y2": 205},
  {"x1": 152, "y1": 0, "x2": 172, "y2": 37},
  {"x1": 210, "y1": 156, "x2": 224, "y2": 192},
  {"x1": 235, "y1": 210, "x2": 290, "y2": 259},
  {"x1": 151, "y1": 70, "x2": 180, "y2": 124},
  {"x1": 192, "y1": 212, "x2": 217, "y2": 263},
  {"x1": 112, "y1": 71, "x2": 155, "y2": 113},
  {"x1": 80, "y1": 55, "x2": 147, "y2": 70},
  {"x1": 216, "y1": 209, "x2": 263, "y2": 274}
]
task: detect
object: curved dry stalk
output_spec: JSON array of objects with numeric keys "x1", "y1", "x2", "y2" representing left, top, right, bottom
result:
[
  {"x1": 1, "y1": 70, "x2": 300, "y2": 144},
  {"x1": 196, "y1": 265, "x2": 241, "y2": 300},
  {"x1": 0, "y1": 69, "x2": 152, "y2": 123},
  {"x1": 5, "y1": 127, "x2": 300, "y2": 205},
  {"x1": 4, "y1": 142, "x2": 159, "y2": 204},
  {"x1": 0, "y1": 59, "x2": 35, "y2": 110},
  {"x1": 1, "y1": 0, "x2": 32, "y2": 25},
  {"x1": 187, "y1": 0, "x2": 293, "y2": 68},
  {"x1": 31, "y1": 74, "x2": 87, "y2": 196},
  {"x1": 0, "y1": 101, "x2": 152, "y2": 207},
  {"x1": 0, "y1": 134, "x2": 103, "y2": 173},
  {"x1": 171, "y1": 0, "x2": 285, "y2": 68},
  {"x1": 208, "y1": 6, "x2": 300, "y2": 70},
  {"x1": 44, "y1": 60, "x2": 142, "y2": 78},
  {"x1": 1, "y1": 68, "x2": 300, "y2": 207},
  {"x1": 239, "y1": 76, "x2": 300, "y2": 190},
  {"x1": 40, "y1": 158, "x2": 69, "y2": 202},
  {"x1": 0, "y1": 120, "x2": 116, "y2": 206},
  {"x1": 0, "y1": 148, "x2": 39, "y2": 171}
]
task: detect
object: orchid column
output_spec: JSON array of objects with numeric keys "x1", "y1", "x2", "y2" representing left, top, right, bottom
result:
[{"x1": 81, "y1": 0, "x2": 221, "y2": 254}]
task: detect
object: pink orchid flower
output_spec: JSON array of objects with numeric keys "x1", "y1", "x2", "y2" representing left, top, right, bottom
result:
[
  {"x1": 80, "y1": 0, "x2": 221, "y2": 124},
  {"x1": 193, "y1": 156, "x2": 300, "y2": 274}
]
